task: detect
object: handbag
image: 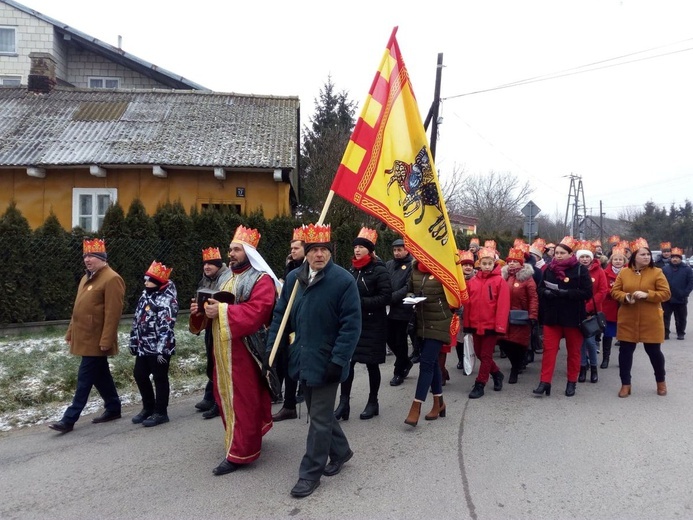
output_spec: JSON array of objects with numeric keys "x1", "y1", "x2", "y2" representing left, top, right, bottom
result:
[
  {"x1": 243, "y1": 326, "x2": 282, "y2": 401},
  {"x1": 579, "y1": 294, "x2": 606, "y2": 338},
  {"x1": 508, "y1": 309, "x2": 530, "y2": 325},
  {"x1": 462, "y1": 333, "x2": 476, "y2": 376}
]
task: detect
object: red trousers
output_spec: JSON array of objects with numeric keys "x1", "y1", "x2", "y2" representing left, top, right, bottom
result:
[
  {"x1": 472, "y1": 334, "x2": 500, "y2": 384},
  {"x1": 540, "y1": 325, "x2": 583, "y2": 383}
]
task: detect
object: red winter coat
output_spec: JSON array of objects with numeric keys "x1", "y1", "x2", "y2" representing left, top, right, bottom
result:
[
  {"x1": 501, "y1": 263, "x2": 538, "y2": 347},
  {"x1": 463, "y1": 264, "x2": 510, "y2": 336},
  {"x1": 585, "y1": 259, "x2": 608, "y2": 315},
  {"x1": 602, "y1": 264, "x2": 621, "y2": 322}
]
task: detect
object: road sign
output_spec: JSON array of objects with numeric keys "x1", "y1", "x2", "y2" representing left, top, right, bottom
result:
[
  {"x1": 524, "y1": 221, "x2": 539, "y2": 236},
  {"x1": 521, "y1": 201, "x2": 541, "y2": 217}
]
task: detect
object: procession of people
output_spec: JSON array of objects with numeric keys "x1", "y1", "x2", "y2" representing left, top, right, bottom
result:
[{"x1": 48, "y1": 227, "x2": 688, "y2": 499}]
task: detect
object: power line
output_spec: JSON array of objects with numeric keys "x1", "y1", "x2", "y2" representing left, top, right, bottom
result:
[{"x1": 443, "y1": 37, "x2": 693, "y2": 100}]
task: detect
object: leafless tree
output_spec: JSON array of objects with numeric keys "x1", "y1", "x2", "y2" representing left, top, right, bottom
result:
[{"x1": 442, "y1": 167, "x2": 534, "y2": 235}]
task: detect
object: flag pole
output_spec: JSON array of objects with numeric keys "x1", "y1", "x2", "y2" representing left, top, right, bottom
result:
[{"x1": 268, "y1": 190, "x2": 335, "y2": 365}]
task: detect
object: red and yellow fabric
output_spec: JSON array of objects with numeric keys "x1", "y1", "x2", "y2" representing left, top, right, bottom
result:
[
  {"x1": 211, "y1": 274, "x2": 274, "y2": 465},
  {"x1": 330, "y1": 27, "x2": 467, "y2": 308}
]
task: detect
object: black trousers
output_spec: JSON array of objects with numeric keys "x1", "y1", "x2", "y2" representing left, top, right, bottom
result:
[
  {"x1": 498, "y1": 339, "x2": 526, "y2": 371},
  {"x1": 387, "y1": 318, "x2": 411, "y2": 376},
  {"x1": 134, "y1": 355, "x2": 171, "y2": 414},
  {"x1": 299, "y1": 382, "x2": 350, "y2": 481},
  {"x1": 62, "y1": 356, "x2": 120, "y2": 425},
  {"x1": 663, "y1": 302, "x2": 688, "y2": 337},
  {"x1": 203, "y1": 327, "x2": 215, "y2": 402},
  {"x1": 618, "y1": 341, "x2": 665, "y2": 385},
  {"x1": 340, "y1": 360, "x2": 381, "y2": 402},
  {"x1": 275, "y1": 344, "x2": 298, "y2": 409}
]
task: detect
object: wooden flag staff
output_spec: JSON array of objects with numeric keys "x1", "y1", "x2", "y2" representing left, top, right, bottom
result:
[{"x1": 267, "y1": 190, "x2": 335, "y2": 366}]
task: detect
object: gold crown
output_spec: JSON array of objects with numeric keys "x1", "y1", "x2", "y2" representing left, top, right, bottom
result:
[
  {"x1": 591, "y1": 240, "x2": 602, "y2": 247},
  {"x1": 303, "y1": 223, "x2": 331, "y2": 244},
  {"x1": 618, "y1": 240, "x2": 631, "y2": 250},
  {"x1": 457, "y1": 250, "x2": 475, "y2": 265},
  {"x1": 484, "y1": 240, "x2": 497, "y2": 250},
  {"x1": 232, "y1": 225, "x2": 261, "y2": 249},
  {"x1": 506, "y1": 247, "x2": 525, "y2": 262},
  {"x1": 671, "y1": 247, "x2": 684, "y2": 257},
  {"x1": 202, "y1": 247, "x2": 221, "y2": 262},
  {"x1": 477, "y1": 246, "x2": 496, "y2": 260},
  {"x1": 145, "y1": 260, "x2": 172, "y2": 283},
  {"x1": 660, "y1": 241, "x2": 671, "y2": 251},
  {"x1": 518, "y1": 242, "x2": 530, "y2": 254},
  {"x1": 83, "y1": 238, "x2": 106, "y2": 254},
  {"x1": 559, "y1": 236, "x2": 577, "y2": 251},
  {"x1": 630, "y1": 237, "x2": 649, "y2": 251},
  {"x1": 608, "y1": 235, "x2": 621, "y2": 244},
  {"x1": 513, "y1": 238, "x2": 526, "y2": 248},
  {"x1": 610, "y1": 247, "x2": 626, "y2": 258},
  {"x1": 469, "y1": 238, "x2": 480, "y2": 246},
  {"x1": 292, "y1": 227, "x2": 305, "y2": 241},
  {"x1": 531, "y1": 238, "x2": 546, "y2": 252},
  {"x1": 575, "y1": 240, "x2": 595, "y2": 253},
  {"x1": 357, "y1": 226, "x2": 378, "y2": 245}
]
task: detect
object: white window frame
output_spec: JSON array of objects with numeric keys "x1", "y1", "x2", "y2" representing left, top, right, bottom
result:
[
  {"x1": 0, "y1": 75, "x2": 21, "y2": 86},
  {"x1": 72, "y1": 188, "x2": 117, "y2": 231},
  {"x1": 88, "y1": 76, "x2": 121, "y2": 89},
  {"x1": 0, "y1": 26, "x2": 17, "y2": 55}
]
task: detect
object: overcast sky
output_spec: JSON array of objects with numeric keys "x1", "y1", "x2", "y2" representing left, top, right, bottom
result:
[{"x1": 22, "y1": 0, "x2": 693, "y2": 220}]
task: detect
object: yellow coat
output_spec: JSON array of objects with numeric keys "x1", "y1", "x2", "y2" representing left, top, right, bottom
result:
[
  {"x1": 611, "y1": 266, "x2": 670, "y2": 344},
  {"x1": 65, "y1": 265, "x2": 125, "y2": 356}
]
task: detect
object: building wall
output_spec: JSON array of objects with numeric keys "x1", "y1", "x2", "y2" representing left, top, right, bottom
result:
[
  {"x1": 66, "y1": 47, "x2": 165, "y2": 89},
  {"x1": 0, "y1": 167, "x2": 292, "y2": 229},
  {"x1": 0, "y1": 3, "x2": 55, "y2": 81}
]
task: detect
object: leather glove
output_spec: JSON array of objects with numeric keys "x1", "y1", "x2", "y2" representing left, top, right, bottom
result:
[
  {"x1": 556, "y1": 289, "x2": 570, "y2": 298},
  {"x1": 325, "y1": 362, "x2": 343, "y2": 384},
  {"x1": 157, "y1": 354, "x2": 168, "y2": 365}
]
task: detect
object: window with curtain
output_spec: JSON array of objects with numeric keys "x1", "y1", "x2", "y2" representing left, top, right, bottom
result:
[
  {"x1": 88, "y1": 77, "x2": 120, "y2": 89},
  {"x1": 0, "y1": 27, "x2": 17, "y2": 54},
  {"x1": 72, "y1": 188, "x2": 117, "y2": 231}
]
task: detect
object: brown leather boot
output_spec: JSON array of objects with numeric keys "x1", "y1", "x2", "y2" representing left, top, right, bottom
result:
[
  {"x1": 657, "y1": 381, "x2": 667, "y2": 396},
  {"x1": 618, "y1": 385, "x2": 631, "y2": 398},
  {"x1": 425, "y1": 395, "x2": 446, "y2": 420},
  {"x1": 404, "y1": 400, "x2": 422, "y2": 427}
]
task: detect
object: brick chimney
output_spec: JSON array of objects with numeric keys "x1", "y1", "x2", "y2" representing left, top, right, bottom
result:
[{"x1": 28, "y1": 52, "x2": 57, "y2": 93}]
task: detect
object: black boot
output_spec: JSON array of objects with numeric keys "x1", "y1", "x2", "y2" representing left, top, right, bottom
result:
[
  {"x1": 359, "y1": 400, "x2": 379, "y2": 420},
  {"x1": 601, "y1": 344, "x2": 611, "y2": 369},
  {"x1": 456, "y1": 342, "x2": 465, "y2": 370},
  {"x1": 565, "y1": 381, "x2": 576, "y2": 397},
  {"x1": 334, "y1": 396, "x2": 350, "y2": 421},
  {"x1": 468, "y1": 382, "x2": 485, "y2": 399},
  {"x1": 590, "y1": 365, "x2": 598, "y2": 383},
  {"x1": 578, "y1": 365, "x2": 587, "y2": 383},
  {"x1": 532, "y1": 382, "x2": 551, "y2": 396},
  {"x1": 508, "y1": 368, "x2": 519, "y2": 384},
  {"x1": 491, "y1": 370, "x2": 504, "y2": 391}
]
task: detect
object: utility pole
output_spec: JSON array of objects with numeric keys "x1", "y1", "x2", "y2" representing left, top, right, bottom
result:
[
  {"x1": 564, "y1": 173, "x2": 587, "y2": 238},
  {"x1": 599, "y1": 200, "x2": 604, "y2": 246},
  {"x1": 423, "y1": 53, "x2": 443, "y2": 161}
]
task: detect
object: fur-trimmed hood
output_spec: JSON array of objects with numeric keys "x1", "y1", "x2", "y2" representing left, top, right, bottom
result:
[{"x1": 501, "y1": 263, "x2": 534, "y2": 282}]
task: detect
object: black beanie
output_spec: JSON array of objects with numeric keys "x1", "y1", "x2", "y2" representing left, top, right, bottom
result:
[
  {"x1": 204, "y1": 258, "x2": 223, "y2": 268},
  {"x1": 304, "y1": 242, "x2": 333, "y2": 254},
  {"x1": 353, "y1": 237, "x2": 375, "y2": 253}
]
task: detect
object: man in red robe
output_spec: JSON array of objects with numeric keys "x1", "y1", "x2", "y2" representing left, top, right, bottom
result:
[{"x1": 204, "y1": 225, "x2": 281, "y2": 475}]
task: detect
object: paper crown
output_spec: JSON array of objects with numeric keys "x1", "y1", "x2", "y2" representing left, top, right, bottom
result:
[
  {"x1": 660, "y1": 242, "x2": 672, "y2": 251},
  {"x1": 484, "y1": 240, "x2": 497, "y2": 250},
  {"x1": 559, "y1": 236, "x2": 577, "y2": 251},
  {"x1": 469, "y1": 238, "x2": 480, "y2": 247},
  {"x1": 292, "y1": 227, "x2": 305, "y2": 241},
  {"x1": 608, "y1": 235, "x2": 621, "y2": 245},
  {"x1": 232, "y1": 225, "x2": 261, "y2": 249},
  {"x1": 546, "y1": 243, "x2": 556, "y2": 249},
  {"x1": 630, "y1": 237, "x2": 649, "y2": 251},
  {"x1": 302, "y1": 223, "x2": 331, "y2": 244},
  {"x1": 517, "y1": 242, "x2": 530, "y2": 254},
  {"x1": 531, "y1": 238, "x2": 546, "y2": 252},
  {"x1": 83, "y1": 238, "x2": 106, "y2": 254},
  {"x1": 513, "y1": 238, "x2": 526, "y2": 248},
  {"x1": 202, "y1": 247, "x2": 221, "y2": 262},
  {"x1": 506, "y1": 247, "x2": 525, "y2": 262},
  {"x1": 457, "y1": 250, "x2": 475, "y2": 265},
  {"x1": 477, "y1": 246, "x2": 496, "y2": 260},
  {"x1": 592, "y1": 240, "x2": 602, "y2": 248},
  {"x1": 145, "y1": 260, "x2": 172, "y2": 284},
  {"x1": 610, "y1": 247, "x2": 626, "y2": 258},
  {"x1": 357, "y1": 226, "x2": 378, "y2": 245},
  {"x1": 618, "y1": 240, "x2": 631, "y2": 250},
  {"x1": 671, "y1": 247, "x2": 684, "y2": 257},
  {"x1": 575, "y1": 240, "x2": 595, "y2": 254}
]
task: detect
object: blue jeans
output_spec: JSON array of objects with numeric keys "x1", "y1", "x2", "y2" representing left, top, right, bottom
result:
[
  {"x1": 414, "y1": 338, "x2": 443, "y2": 401},
  {"x1": 62, "y1": 356, "x2": 121, "y2": 425},
  {"x1": 581, "y1": 335, "x2": 598, "y2": 366}
]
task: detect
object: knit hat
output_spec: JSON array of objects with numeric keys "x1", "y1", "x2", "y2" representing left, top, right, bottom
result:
[
  {"x1": 576, "y1": 249, "x2": 594, "y2": 260},
  {"x1": 353, "y1": 227, "x2": 377, "y2": 253}
]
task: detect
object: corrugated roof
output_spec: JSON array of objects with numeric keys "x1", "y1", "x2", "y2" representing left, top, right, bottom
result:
[{"x1": 0, "y1": 88, "x2": 299, "y2": 169}]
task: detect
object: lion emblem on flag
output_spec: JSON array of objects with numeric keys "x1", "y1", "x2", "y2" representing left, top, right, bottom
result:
[{"x1": 385, "y1": 146, "x2": 448, "y2": 245}]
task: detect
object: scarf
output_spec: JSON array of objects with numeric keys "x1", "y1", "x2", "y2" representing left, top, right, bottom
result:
[
  {"x1": 507, "y1": 265, "x2": 521, "y2": 276},
  {"x1": 611, "y1": 266, "x2": 622, "y2": 275},
  {"x1": 417, "y1": 262, "x2": 431, "y2": 274},
  {"x1": 351, "y1": 255, "x2": 371, "y2": 269},
  {"x1": 547, "y1": 255, "x2": 578, "y2": 280}
]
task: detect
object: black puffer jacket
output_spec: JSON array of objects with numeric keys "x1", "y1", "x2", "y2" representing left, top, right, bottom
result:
[
  {"x1": 349, "y1": 257, "x2": 392, "y2": 364},
  {"x1": 386, "y1": 253, "x2": 415, "y2": 321},
  {"x1": 539, "y1": 262, "x2": 592, "y2": 327}
]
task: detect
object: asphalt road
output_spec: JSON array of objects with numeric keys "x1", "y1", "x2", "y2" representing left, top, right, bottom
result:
[{"x1": 1, "y1": 337, "x2": 692, "y2": 520}]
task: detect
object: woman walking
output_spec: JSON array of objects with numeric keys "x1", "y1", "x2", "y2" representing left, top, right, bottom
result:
[
  {"x1": 600, "y1": 247, "x2": 627, "y2": 368},
  {"x1": 611, "y1": 238, "x2": 671, "y2": 397},
  {"x1": 533, "y1": 236, "x2": 592, "y2": 397},
  {"x1": 335, "y1": 227, "x2": 391, "y2": 420}
]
